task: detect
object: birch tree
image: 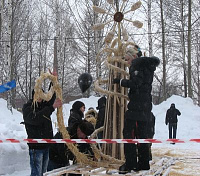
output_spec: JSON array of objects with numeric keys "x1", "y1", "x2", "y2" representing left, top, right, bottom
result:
[
  {"x1": 159, "y1": 0, "x2": 166, "y2": 101},
  {"x1": 147, "y1": 0, "x2": 153, "y2": 56},
  {"x1": 187, "y1": 0, "x2": 192, "y2": 98}
]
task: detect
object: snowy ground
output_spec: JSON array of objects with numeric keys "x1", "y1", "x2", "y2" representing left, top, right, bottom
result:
[{"x1": 0, "y1": 95, "x2": 200, "y2": 175}]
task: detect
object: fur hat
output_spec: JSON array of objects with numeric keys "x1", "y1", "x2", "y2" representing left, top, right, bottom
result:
[
  {"x1": 79, "y1": 120, "x2": 95, "y2": 136},
  {"x1": 85, "y1": 109, "x2": 98, "y2": 126},
  {"x1": 85, "y1": 108, "x2": 98, "y2": 119},
  {"x1": 125, "y1": 45, "x2": 142, "y2": 58},
  {"x1": 72, "y1": 101, "x2": 85, "y2": 111}
]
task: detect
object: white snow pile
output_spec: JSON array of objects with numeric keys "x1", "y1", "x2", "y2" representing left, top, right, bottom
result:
[{"x1": 0, "y1": 95, "x2": 199, "y2": 175}]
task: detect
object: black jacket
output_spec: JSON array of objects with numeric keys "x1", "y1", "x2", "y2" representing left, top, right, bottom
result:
[
  {"x1": 95, "y1": 97, "x2": 106, "y2": 129},
  {"x1": 147, "y1": 112, "x2": 155, "y2": 138},
  {"x1": 49, "y1": 124, "x2": 94, "y2": 165},
  {"x1": 121, "y1": 56, "x2": 160, "y2": 121},
  {"x1": 95, "y1": 106, "x2": 105, "y2": 129},
  {"x1": 22, "y1": 93, "x2": 56, "y2": 149},
  {"x1": 49, "y1": 129, "x2": 70, "y2": 165},
  {"x1": 68, "y1": 109, "x2": 84, "y2": 127},
  {"x1": 165, "y1": 107, "x2": 181, "y2": 124}
]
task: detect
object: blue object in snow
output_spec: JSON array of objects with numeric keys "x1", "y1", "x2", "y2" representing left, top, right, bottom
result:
[{"x1": 0, "y1": 80, "x2": 16, "y2": 93}]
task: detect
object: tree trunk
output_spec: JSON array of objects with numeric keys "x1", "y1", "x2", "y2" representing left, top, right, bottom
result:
[
  {"x1": 54, "y1": 0, "x2": 61, "y2": 80},
  {"x1": 86, "y1": 31, "x2": 91, "y2": 97},
  {"x1": 61, "y1": 37, "x2": 67, "y2": 91},
  {"x1": 26, "y1": 38, "x2": 28, "y2": 99},
  {"x1": 188, "y1": 0, "x2": 192, "y2": 98},
  {"x1": 6, "y1": 0, "x2": 13, "y2": 112},
  {"x1": 0, "y1": 1, "x2": 2, "y2": 40},
  {"x1": 29, "y1": 43, "x2": 33, "y2": 99},
  {"x1": 180, "y1": 0, "x2": 187, "y2": 97},
  {"x1": 147, "y1": 0, "x2": 153, "y2": 56},
  {"x1": 160, "y1": 0, "x2": 166, "y2": 101},
  {"x1": 54, "y1": 36, "x2": 58, "y2": 77},
  {"x1": 93, "y1": 0, "x2": 100, "y2": 80}
]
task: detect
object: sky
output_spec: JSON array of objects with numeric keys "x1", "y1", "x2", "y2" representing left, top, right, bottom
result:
[{"x1": 0, "y1": 95, "x2": 200, "y2": 175}]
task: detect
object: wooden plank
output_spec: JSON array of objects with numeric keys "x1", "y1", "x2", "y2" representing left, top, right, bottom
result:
[
  {"x1": 44, "y1": 156, "x2": 175, "y2": 176},
  {"x1": 90, "y1": 167, "x2": 107, "y2": 173},
  {"x1": 44, "y1": 164, "x2": 79, "y2": 176}
]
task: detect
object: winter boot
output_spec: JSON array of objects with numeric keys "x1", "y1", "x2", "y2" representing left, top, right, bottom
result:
[
  {"x1": 119, "y1": 163, "x2": 131, "y2": 174},
  {"x1": 137, "y1": 160, "x2": 150, "y2": 171}
]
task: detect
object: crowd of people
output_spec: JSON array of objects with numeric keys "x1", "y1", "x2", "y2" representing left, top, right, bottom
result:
[
  {"x1": 22, "y1": 45, "x2": 182, "y2": 175},
  {"x1": 22, "y1": 79, "x2": 105, "y2": 176}
]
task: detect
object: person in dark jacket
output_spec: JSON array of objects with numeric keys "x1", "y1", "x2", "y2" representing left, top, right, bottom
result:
[
  {"x1": 47, "y1": 129, "x2": 70, "y2": 175},
  {"x1": 147, "y1": 112, "x2": 155, "y2": 160},
  {"x1": 22, "y1": 83, "x2": 62, "y2": 176},
  {"x1": 95, "y1": 96, "x2": 106, "y2": 139},
  {"x1": 113, "y1": 45, "x2": 160, "y2": 173},
  {"x1": 68, "y1": 101, "x2": 85, "y2": 127},
  {"x1": 165, "y1": 103, "x2": 181, "y2": 139},
  {"x1": 48, "y1": 120, "x2": 95, "y2": 176}
]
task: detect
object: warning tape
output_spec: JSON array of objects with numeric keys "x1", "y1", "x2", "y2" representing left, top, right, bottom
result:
[{"x1": 0, "y1": 139, "x2": 200, "y2": 143}]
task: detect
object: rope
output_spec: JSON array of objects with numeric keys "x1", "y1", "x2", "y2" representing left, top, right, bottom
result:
[
  {"x1": 33, "y1": 72, "x2": 124, "y2": 167},
  {"x1": 1, "y1": 139, "x2": 200, "y2": 143}
]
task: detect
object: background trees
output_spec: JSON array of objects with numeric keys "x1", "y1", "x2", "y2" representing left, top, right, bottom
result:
[{"x1": 0, "y1": 0, "x2": 200, "y2": 109}]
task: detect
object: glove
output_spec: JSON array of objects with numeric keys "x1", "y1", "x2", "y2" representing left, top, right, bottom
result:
[{"x1": 113, "y1": 78, "x2": 120, "y2": 84}]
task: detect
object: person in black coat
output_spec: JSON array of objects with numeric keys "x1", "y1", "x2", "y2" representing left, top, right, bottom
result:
[
  {"x1": 22, "y1": 89, "x2": 62, "y2": 176},
  {"x1": 165, "y1": 103, "x2": 181, "y2": 139},
  {"x1": 113, "y1": 45, "x2": 160, "y2": 173},
  {"x1": 48, "y1": 120, "x2": 95, "y2": 176},
  {"x1": 68, "y1": 101, "x2": 85, "y2": 127},
  {"x1": 147, "y1": 112, "x2": 155, "y2": 160},
  {"x1": 47, "y1": 129, "x2": 70, "y2": 174},
  {"x1": 95, "y1": 96, "x2": 106, "y2": 139}
]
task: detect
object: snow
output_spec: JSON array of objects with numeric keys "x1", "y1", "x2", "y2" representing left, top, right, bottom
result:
[{"x1": 0, "y1": 95, "x2": 200, "y2": 175}]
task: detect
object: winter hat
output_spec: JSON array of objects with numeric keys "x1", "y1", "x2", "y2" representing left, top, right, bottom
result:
[
  {"x1": 125, "y1": 45, "x2": 142, "y2": 59},
  {"x1": 171, "y1": 103, "x2": 175, "y2": 108},
  {"x1": 86, "y1": 108, "x2": 97, "y2": 118},
  {"x1": 72, "y1": 101, "x2": 85, "y2": 111},
  {"x1": 79, "y1": 120, "x2": 95, "y2": 136},
  {"x1": 85, "y1": 108, "x2": 98, "y2": 126}
]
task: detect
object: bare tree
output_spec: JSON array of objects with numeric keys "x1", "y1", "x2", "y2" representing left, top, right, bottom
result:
[
  {"x1": 159, "y1": 0, "x2": 166, "y2": 101},
  {"x1": 180, "y1": 0, "x2": 187, "y2": 98},
  {"x1": 188, "y1": 0, "x2": 192, "y2": 98},
  {"x1": 147, "y1": 0, "x2": 153, "y2": 56}
]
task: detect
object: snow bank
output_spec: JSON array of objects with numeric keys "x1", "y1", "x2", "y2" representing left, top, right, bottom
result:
[{"x1": 0, "y1": 95, "x2": 200, "y2": 175}]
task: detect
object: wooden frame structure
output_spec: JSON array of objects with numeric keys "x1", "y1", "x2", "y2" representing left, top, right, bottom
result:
[{"x1": 93, "y1": 1, "x2": 143, "y2": 159}]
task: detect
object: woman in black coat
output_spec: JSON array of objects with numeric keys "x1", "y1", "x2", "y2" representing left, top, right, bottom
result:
[
  {"x1": 114, "y1": 46, "x2": 160, "y2": 173},
  {"x1": 48, "y1": 120, "x2": 95, "y2": 176},
  {"x1": 95, "y1": 96, "x2": 107, "y2": 139},
  {"x1": 68, "y1": 101, "x2": 85, "y2": 127}
]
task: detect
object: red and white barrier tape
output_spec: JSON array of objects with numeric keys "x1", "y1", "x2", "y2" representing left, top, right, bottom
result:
[{"x1": 0, "y1": 139, "x2": 200, "y2": 144}]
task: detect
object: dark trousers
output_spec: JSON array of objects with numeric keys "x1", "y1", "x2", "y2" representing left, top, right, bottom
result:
[
  {"x1": 123, "y1": 119, "x2": 150, "y2": 170},
  {"x1": 168, "y1": 123, "x2": 177, "y2": 139}
]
